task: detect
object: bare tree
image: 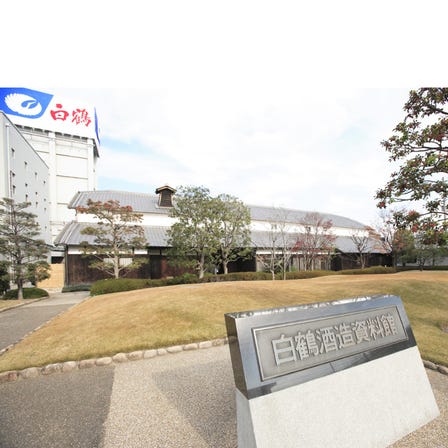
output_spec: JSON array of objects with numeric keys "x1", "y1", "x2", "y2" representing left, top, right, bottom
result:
[
  {"x1": 295, "y1": 212, "x2": 336, "y2": 270},
  {"x1": 255, "y1": 221, "x2": 284, "y2": 280},
  {"x1": 255, "y1": 208, "x2": 301, "y2": 280},
  {"x1": 374, "y1": 210, "x2": 414, "y2": 267},
  {"x1": 349, "y1": 227, "x2": 374, "y2": 269}
]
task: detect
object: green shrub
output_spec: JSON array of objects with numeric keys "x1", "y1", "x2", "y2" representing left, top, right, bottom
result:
[
  {"x1": 397, "y1": 266, "x2": 448, "y2": 271},
  {"x1": 90, "y1": 278, "x2": 150, "y2": 296},
  {"x1": 62, "y1": 284, "x2": 91, "y2": 293},
  {"x1": 201, "y1": 272, "x2": 273, "y2": 282},
  {"x1": 339, "y1": 266, "x2": 396, "y2": 275},
  {"x1": 2, "y1": 287, "x2": 49, "y2": 300},
  {"x1": 89, "y1": 266, "x2": 400, "y2": 295}
]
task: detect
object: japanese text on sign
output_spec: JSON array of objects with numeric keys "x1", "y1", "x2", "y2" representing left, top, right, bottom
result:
[{"x1": 253, "y1": 306, "x2": 407, "y2": 381}]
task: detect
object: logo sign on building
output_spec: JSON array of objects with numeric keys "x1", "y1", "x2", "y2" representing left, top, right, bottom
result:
[{"x1": 0, "y1": 87, "x2": 100, "y2": 145}]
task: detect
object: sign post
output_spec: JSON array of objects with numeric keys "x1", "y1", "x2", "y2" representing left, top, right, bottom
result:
[{"x1": 225, "y1": 295, "x2": 439, "y2": 448}]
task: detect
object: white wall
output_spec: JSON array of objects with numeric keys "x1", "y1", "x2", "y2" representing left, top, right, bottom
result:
[
  {"x1": 18, "y1": 127, "x2": 98, "y2": 243},
  {"x1": 0, "y1": 114, "x2": 51, "y2": 243}
]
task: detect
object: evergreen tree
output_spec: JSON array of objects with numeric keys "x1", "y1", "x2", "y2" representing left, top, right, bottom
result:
[
  {"x1": 167, "y1": 186, "x2": 218, "y2": 279},
  {"x1": 0, "y1": 198, "x2": 49, "y2": 299},
  {"x1": 376, "y1": 88, "x2": 448, "y2": 233}
]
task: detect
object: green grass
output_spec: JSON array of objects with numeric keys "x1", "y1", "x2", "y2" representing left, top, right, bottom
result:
[{"x1": 0, "y1": 271, "x2": 447, "y2": 372}]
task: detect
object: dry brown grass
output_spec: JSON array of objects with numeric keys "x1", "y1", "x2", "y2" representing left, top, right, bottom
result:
[
  {"x1": 0, "y1": 271, "x2": 447, "y2": 372},
  {"x1": 0, "y1": 299, "x2": 28, "y2": 311}
]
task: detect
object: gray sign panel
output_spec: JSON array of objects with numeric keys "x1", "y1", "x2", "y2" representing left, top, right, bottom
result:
[
  {"x1": 225, "y1": 295, "x2": 417, "y2": 399},
  {"x1": 253, "y1": 305, "x2": 408, "y2": 381}
]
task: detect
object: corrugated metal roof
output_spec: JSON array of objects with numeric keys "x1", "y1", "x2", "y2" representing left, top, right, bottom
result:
[{"x1": 68, "y1": 190, "x2": 367, "y2": 229}]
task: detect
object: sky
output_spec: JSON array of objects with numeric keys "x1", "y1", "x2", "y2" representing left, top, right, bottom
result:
[{"x1": 4, "y1": 0, "x2": 448, "y2": 227}]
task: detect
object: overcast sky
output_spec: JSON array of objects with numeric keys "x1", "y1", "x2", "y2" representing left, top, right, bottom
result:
[{"x1": 5, "y1": 0, "x2": 447, "y2": 227}]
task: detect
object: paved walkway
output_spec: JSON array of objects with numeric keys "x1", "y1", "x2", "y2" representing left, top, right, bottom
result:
[
  {"x1": 0, "y1": 344, "x2": 446, "y2": 448},
  {"x1": 0, "y1": 291, "x2": 90, "y2": 351},
  {"x1": 0, "y1": 294, "x2": 446, "y2": 447}
]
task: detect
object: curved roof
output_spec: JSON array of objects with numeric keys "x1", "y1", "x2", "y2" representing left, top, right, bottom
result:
[
  {"x1": 248, "y1": 205, "x2": 366, "y2": 229},
  {"x1": 68, "y1": 190, "x2": 367, "y2": 229},
  {"x1": 56, "y1": 221, "x2": 383, "y2": 254}
]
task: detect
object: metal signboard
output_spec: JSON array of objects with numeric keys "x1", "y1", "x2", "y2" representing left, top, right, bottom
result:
[{"x1": 225, "y1": 295, "x2": 416, "y2": 399}]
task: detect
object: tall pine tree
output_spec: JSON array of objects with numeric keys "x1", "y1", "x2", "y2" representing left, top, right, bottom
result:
[{"x1": 0, "y1": 198, "x2": 49, "y2": 299}]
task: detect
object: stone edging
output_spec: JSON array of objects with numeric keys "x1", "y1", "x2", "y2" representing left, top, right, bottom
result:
[
  {"x1": 1, "y1": 338, "x2": 447, "y2": 384},
  {"x1": 423, "y1": 359, "x2": 448, "y2": 375},
  {"x1": 0, "y1": 297, "x2": 45, "y2": 315},
  {"x1": 0, "y1": 337, "x2": 229, "y2": 383}
]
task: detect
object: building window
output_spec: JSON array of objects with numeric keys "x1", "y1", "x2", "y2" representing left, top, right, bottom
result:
[
  {"x1": 24, "y1": 161, "x2": 28, "y2": 171},
  {"x1": 11, "y1": 148, "x2": 15, "y2": 159}
]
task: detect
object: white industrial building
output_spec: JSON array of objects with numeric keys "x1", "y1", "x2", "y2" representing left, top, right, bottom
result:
[
  {"x1": 0, "y1": 112, "x2": 51, "y2": 243},
  {"x1": 0, "y1": 88, "x2": 99, "y2": 261}
]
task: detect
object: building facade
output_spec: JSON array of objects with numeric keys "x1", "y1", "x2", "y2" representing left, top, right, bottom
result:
[
  {"x1": 56, "y1": 186, "x2": 389, "y2": 286},
  {"x1": 0, "y1": 88, "x2": 100, "y2": 261},
  {"x1": 0, "y1": 112, "x2": 51, "y2": 243}
]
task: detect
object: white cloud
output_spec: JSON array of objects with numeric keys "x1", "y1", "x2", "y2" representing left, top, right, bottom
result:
[
  {"x1": 11, "y1": 1, "x2": 438, "y2": 227},
  {"x1": 73, "y1": 86, "x2": 412, "y2": 227}
]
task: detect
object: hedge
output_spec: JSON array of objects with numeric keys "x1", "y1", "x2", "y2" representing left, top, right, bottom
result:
[
  {"x1": 397, "y1": 265, "x2": 448, "y2": 271},
  {"x1": 339, "y1": 266, "x2": 397, "y2": 275},
  {"x1": 90, "y1": 266, "x2": 401, "y2": 296},
  {"x1": 2, "y1": 287, "x2": 49, "y2": 300},
  {"x1": 62, "y1": 284, "x2": 92, "y2": 293}
]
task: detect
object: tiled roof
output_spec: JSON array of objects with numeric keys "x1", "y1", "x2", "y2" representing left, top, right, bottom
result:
[
  {"x1": 248, "y1": 205, "x2": 366, "y2": 229},
  {"x1": 55, "y1": 222, "x2": 170, "y2": 247},
  {"x1": 68, "y1": 190, "x2": 168, "y2": 214},
  {"x1": 56, "y1": 221, "x2": 383, "y2": 253},
  {"x1": 68, "y1": 190, "x2": 367, "y2": 229}
]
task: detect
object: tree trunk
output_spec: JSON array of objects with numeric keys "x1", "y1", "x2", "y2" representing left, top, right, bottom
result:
[
  {"x1": 114, "y1": 255, "x2": 120, "y2": 279},
  {"x1": 223, "y1": 263, "x2": 228, "y2": 275},
  {"x1": 17, "y1": 280, "x2": 23, "y2": 300},
  {"x1": 198, "y1": 253, "x2": 205, "y2": 279}
]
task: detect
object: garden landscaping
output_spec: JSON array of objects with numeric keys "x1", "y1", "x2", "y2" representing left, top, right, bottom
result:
[{"x1": 0, "y1": 270, "x2": 446, "y2": 373}]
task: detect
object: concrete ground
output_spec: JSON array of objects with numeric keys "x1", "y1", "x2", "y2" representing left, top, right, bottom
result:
[
  {"x1": 0, "y1": 344, "x2": 446, "y2": 448},
  {"x1": 0, "y1": 293, "x2": 446, "y2": 447}
]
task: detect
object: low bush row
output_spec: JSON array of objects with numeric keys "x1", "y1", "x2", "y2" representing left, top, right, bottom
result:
[
  {"x1": 339, "y1": 266, "x2": 396, "y2": 275},
  {"x1": 397, "y1": 265, "x2": 448, "y2": 271},
  {"x1": 62, "y1": 284, "x2": 92, "y2": 293},
  {"x1": 89, "y1": 266, "x2": 399, "y2": 296},
  {"x1": 2, "y1": 287, "x2": 49, "y2": 300}
]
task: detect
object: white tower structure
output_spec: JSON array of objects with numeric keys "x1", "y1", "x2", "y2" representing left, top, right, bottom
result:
[{"x1": 0, "y1": 88, "x2": 100, "y2": 261}]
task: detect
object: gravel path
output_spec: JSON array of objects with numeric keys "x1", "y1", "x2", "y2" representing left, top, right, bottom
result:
[
  {"x1": 102, "y1": 345, "x2": 237, "y2": 448},
  {"x1": 102, "y1": 345, "x2": 447, "y2": 448}
]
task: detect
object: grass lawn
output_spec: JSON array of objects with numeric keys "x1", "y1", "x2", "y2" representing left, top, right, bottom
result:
[
  {"x1": 0, "y1": 271, "x2": 447, "y2": 372},
  {"x1": 0, "y1": 300, "x2": 28, "y2": 311}
]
